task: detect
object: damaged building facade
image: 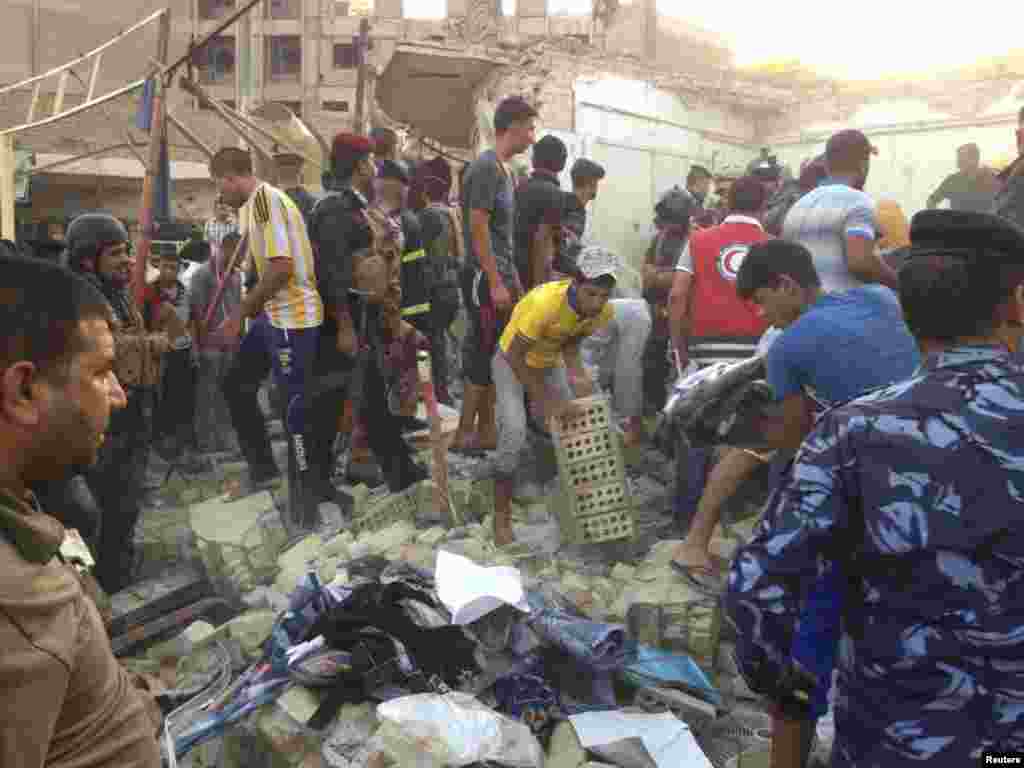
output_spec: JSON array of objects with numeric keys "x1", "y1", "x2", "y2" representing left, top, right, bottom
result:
[{"x1": 1, "y1": 0, "x2": 1023, "y2": 255}]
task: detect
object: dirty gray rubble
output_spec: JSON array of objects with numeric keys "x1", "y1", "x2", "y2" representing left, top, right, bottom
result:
[{"x1": 113, "y1": 414, "x2": 827, "y2": 768}]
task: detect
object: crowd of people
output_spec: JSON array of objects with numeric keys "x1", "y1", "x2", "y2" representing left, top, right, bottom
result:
[{"x1": 4, "y1": 97, "x2": 1024, "y2": 766}]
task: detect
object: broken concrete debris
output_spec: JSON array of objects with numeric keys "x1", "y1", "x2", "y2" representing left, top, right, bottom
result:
[{"x1": 127, "y1": 437, "x2": 771, "y2": 768}]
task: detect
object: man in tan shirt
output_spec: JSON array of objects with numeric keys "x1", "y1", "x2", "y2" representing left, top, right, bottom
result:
[{"x1": 0, "y1": 254, "x2": 162, "y2": 767}]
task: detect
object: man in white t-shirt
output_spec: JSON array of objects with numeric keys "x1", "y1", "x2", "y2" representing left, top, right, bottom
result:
[{"x1": 782, "y1": 129, "x2": 898, "y2": 292}]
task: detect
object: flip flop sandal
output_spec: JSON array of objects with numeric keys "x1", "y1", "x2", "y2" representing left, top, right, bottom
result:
[
  {"x1": 222, "y1": 475, "x2": 282, "y2": 502},
  {"x1": 669, "y1": 560, "x2": 727, "y2": 596}
]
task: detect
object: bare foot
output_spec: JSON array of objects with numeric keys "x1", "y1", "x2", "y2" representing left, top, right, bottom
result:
[
  {"x1": 622, "y1": 428, "x2": 643, "y2": 449},
  {"x1": 494, "y1": 524, "x2": 515, "y2": 548},
  {"x1": 671, "y1": 542, "x2": 717, "y2": 573}
]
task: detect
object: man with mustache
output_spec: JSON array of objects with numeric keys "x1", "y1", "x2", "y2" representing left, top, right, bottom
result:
[{"x1": 0, "y1": 254, "x2": 162, "y2": 766}]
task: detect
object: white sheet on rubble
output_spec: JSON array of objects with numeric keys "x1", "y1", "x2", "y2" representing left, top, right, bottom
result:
[
  {"x1": 435, "y1": 549, "x2": 531, "y2": 625},
  {"x1": 568, "y1": 711, "x2": 713, "y2": 768}
]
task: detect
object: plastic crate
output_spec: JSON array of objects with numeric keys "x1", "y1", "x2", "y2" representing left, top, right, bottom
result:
[
  {"x1": 554, "y1": 395, "x2": 612, "y2": 435},
  {"x1": 351, "y1": 485, "x2": 417, "y2": 536},
  {"x1": 574, "y1": 482, "x2": 629, "y2": 517},
  {"x1": 551, "y1": 395, "x2": 635, "y2": 545},
  {"x1": 576, "y1": 508, "x2": 636, "y2": 544},
  {"x1": 557, "y1": 429, "x2": 617, "y2": 464}
]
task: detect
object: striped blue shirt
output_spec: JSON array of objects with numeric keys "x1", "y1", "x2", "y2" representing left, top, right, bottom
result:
[{"x1": 781, "y1": 179, "x2": 878, "y2": 293}]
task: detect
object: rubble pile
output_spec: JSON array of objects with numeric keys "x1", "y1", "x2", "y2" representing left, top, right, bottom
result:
[{"x1": 117, "y1": 431, "x2": 782, "y2": 768}]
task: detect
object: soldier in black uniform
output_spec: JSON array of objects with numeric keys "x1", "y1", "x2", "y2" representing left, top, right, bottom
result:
[
  {"x1": 376, "y1": 159, "x2": 434, "y2": 427},
  {"x1": 307, "y1": 133, "x2": 426, "y2": 500},
  {"x1": 60, "y1": 214, "x2": 168, "y2": 593}
]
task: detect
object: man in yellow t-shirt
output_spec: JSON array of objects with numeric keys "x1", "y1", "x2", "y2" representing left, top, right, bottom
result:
[
  {"x1": 210, "y1": 147, "x2": 325, "y2": 529},
  {"x1": 491, "y1": 244, "x2": 619, "y2": 546}
]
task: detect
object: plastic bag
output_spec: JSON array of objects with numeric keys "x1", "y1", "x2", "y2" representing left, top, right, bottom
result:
[{"x1": 376, "y1": 692, "x2": 544, "y2": 767}]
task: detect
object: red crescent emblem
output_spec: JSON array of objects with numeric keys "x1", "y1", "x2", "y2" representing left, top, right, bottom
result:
[{"x1": 718, "y1": 244, "x2": 750, "y2": 281}]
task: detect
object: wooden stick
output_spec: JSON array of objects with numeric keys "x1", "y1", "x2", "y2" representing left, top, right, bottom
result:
[
  {"x1": 133, "y1": 9, "x2": 171, "y2": 309},
  {"x1": 177, "y1": 77, "x2": 275, "y2": 164},
  {"x1": 417, "y1": 352, "x2": 451, "y2": 524},
  {"x1": 29, "y1": 141, "x2": 146, "y2": 175},
  {"x1": 0, "y1": 135, "x2": 15, "y2": 241},
  {"x1": 183, "y1": 80, "x2": 323, "y2": 170},
  {"x1": 0, "y1": 8, "x2": 164, "y2": 96},
  {"x1": 166, "y1": 111, "x2": 214, "y2": 160}
]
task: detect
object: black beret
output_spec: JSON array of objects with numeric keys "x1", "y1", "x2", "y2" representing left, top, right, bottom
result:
[
  {"x1": 378, "y1": 159, "x2": 410, "y2": 185},
  {"x1": 571, "y1": 157, "x2": 606, "y2": 181},
  {"x1": 909, "y1": 210, "x2": 1024, "y2": 262}
]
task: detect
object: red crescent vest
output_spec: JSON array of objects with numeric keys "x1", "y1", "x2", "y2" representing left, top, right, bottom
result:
[{"x1": 689, "y1": 216, "x2": 771, "y2": 341}]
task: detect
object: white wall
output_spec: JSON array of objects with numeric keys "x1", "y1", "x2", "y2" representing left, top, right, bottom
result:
[
  {"x1": 764, "y1": 88, "x2": 1024, "y2": 217},
  {"x1": 567, "y1": 76, "x2": 755, "y2": 273}
]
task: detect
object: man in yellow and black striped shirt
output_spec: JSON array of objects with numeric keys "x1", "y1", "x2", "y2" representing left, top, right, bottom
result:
[{"x1": 210, "y1": 147, "x2": 324, "y2": 528}]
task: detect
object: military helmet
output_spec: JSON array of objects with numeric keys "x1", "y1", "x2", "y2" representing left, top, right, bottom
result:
[
  {"x1": 655, "y1": 185, "x2": 696, "y2": 226},
  {"x1": 63, "y1": 212, "x2": 129, "y2": 272}
]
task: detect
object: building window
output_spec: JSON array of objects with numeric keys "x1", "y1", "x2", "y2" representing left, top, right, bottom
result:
[
  {"x1": 336, "y1": 1, "x2": 351, "y2": 15},
  {"x1": 197, "y1": 36, "x2": 235, "y2": 84},
  {"x1": 266, "y1": 36, "x2": 302, "y2": 81},
  {"x1": 266, "y1": 0, "x2": 301, "y2": 20},
  {"x1": 333, "y1": 43, "x2": 358, "y2": 69},
  {"x1": 322, "y1": 100, "x2": 350, "y2": 112},
  {"x1": 198, "y1": 0, "x2": 235, "y2": 20}
]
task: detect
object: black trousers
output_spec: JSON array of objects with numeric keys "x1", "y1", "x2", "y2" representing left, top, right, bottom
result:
[
  {"x1": 407, "y1": 306, "x2": 452, "y2": 399},
  {"x1": 643, "y1": 334, "x2": 672, "y2": 414},
  {"x1": 156, "y1": 347, "x2": 197, "y2": 454},
  {"x1": 308, "y1": 319, "x2": 421, "y2": 495},
  {"x1": 89, "y1": 390, "x2": 151, "y2": 594}
]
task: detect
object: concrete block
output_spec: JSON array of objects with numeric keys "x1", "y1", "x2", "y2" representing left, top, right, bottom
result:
[
  {"x1": 611, "y1": 563, "x2": 636, "y2": 582},
  {"x1": 322, "y1": 703, "x2": 378, "y2": 768},
  {"x1": 416, "y1": 526, "x2": 448, "y2": 546},
  {"x1": 358, "y1": 521, "x2": 418, "y2": 556},
  {"x1": 207, "y1": 610, "x2": 278, "y2": 660},
  {"x1": 322, "y1": 531, "x2": 354, "y2": 559},
  {"x1": 274, "y1": 534, "x2": 340, "y2": 595},
  {"x1": 547, "y1": 721, "x2": 587, "y2": 768},
  {"x1": 190, "y1": 491, "x2": 288, "y2": 597}
]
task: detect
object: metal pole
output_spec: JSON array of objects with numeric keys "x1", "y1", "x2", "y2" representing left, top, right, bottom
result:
[
  {"x1": 0, "y1": 136, "x2": 15, "y2": 241},
  {"x1": 179, "y1": 77, "x2": 277, "y2": 164},
  {"x1": 134, "y1": 9, "x2": 171, "y2": 308},
  {"x1": 353, "y1": 18, "x2": 370, "y2": 134}
]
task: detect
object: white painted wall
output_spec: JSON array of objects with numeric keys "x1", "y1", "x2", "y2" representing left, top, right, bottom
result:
[
  {"x1": 562, "y1": 76, "x2": 756, "y2": 274},
  {"x1": 764, "y1": 88, "x2": 1024, "y2": 217}
]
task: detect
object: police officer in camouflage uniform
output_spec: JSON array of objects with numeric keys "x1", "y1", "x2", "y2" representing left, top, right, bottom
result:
[{"x1": 726, "y1": 210, "x2": 1024, "y2": 767}]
